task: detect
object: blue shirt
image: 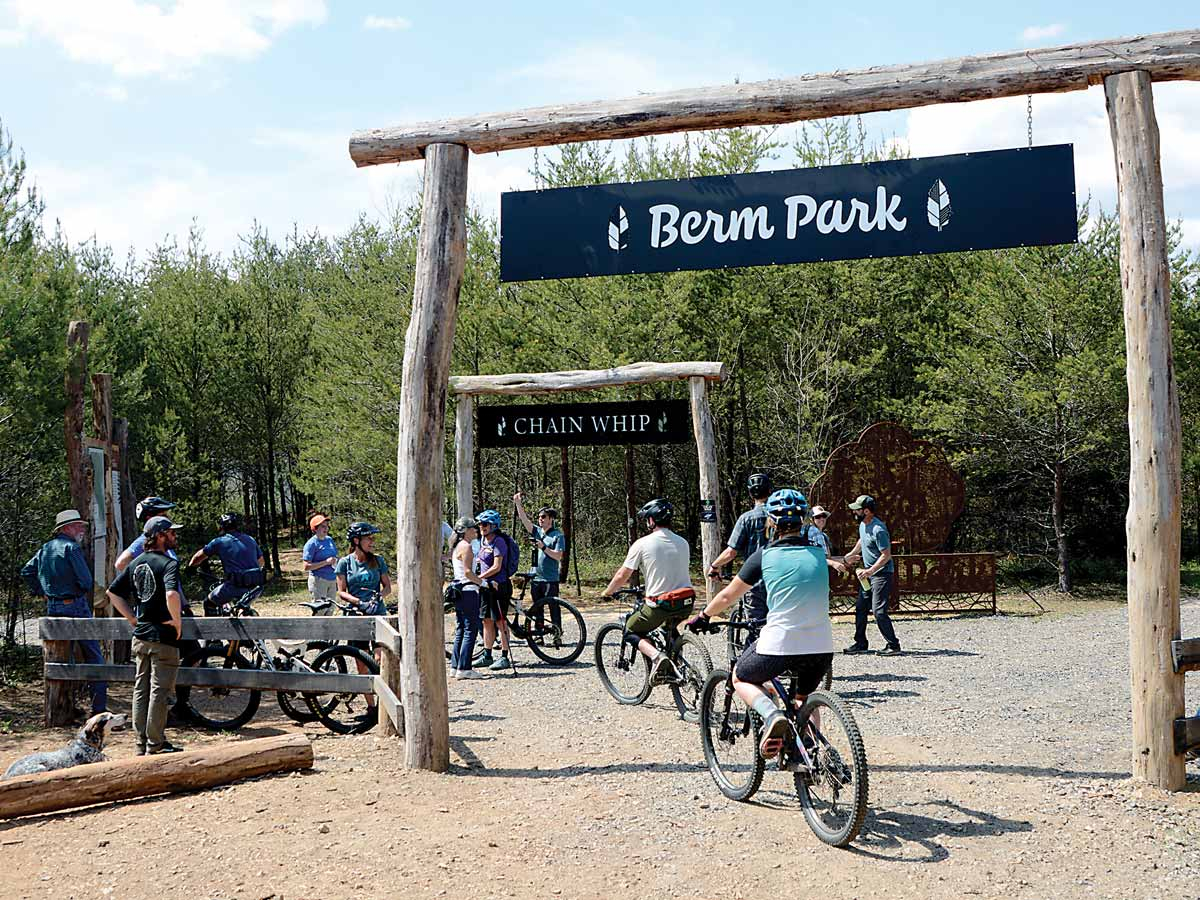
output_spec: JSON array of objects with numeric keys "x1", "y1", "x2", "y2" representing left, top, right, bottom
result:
[
  {"x1": 21, "y1": 533, "x2": 94, "y2": 600},
  {"x1": 533, "y1": 527, "x2": 564, "y2": 582},
  {"x1": 303, "y1": 535, "x2": 338, "y2": 580},
  {"x1": 728, "y1": 505, "x2": 770, "y2": 599},
  {"x1": 807, "y1": 525, "x2": 831, "y2": 557},
  {"x1": 859, "y1": 517, "x2": 894, "y2": 573},
  {"x1": 336, "y1": 553, "x2": 389, "y2": 612},
  {"x1": 203, "y1": 532, "x2": 262, "y2": 575}
]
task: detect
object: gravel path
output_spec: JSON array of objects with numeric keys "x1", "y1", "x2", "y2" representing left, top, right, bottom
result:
[{"x1": 1, "y1": 597, "x2": 1198, "y2": 900}]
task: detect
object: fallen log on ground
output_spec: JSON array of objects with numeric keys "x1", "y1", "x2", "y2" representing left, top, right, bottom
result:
[{"x1": 0, "y1": 733, "x2": 313, "y2": 819}]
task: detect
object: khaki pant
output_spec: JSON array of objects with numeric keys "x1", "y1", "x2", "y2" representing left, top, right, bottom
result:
[{"x1": 132, "y1": 638, "x2": 180, "y2": 751}]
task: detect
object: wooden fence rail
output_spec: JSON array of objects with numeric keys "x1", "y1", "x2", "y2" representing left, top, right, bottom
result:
[
  {"x1": 39, "y1": 616, "x2": 404, "y2": 734},
  {"x1": 1170, "y1": 637, "x2": 1200, "y2": 755}
]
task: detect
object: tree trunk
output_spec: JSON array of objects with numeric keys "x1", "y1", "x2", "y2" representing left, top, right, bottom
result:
[
  {"x1": 690, "y1": 376, "x2": 723, "y2": 602},
  {"x1": 265, "y1": 435, "x2": 281, "y2": 577},
  {"x1": 624, "y1": 445, "x2": 637, "y2": 547},
  {"x1": 1105, "y1": 69, "x2": 1185, "y2": 791},
  {"x1": 64, "y1": 321, "x2": 90, "y2": 519},
  {"x1": 1053, "y1": 457, "x2": 1072, "y2": 593}
]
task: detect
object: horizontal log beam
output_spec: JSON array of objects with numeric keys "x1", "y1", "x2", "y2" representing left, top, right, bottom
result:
[
  {"x1": 1173, "y1": 716, "x2": 1200, "y2": 755},
  {"x1": 40, "y1": 615, "x2": 377, "y2": 642},
  {"x1": 1171, "y1": 638, "x2": 1200, "y2": 672},
  {"x1": 450, "y1": 361, "x2": 727, "y2": 396},
  {"x1": 350, "y1": 30, "x2": 1200, "y2": 165},
  {"x1": 45, "y1": 663, "x2": 375, "y2": 694},
  {"x1": 0, "y1": 734, "x2": 312, "y2": 819}
]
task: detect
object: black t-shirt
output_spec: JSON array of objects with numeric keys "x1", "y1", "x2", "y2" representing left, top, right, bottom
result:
[{"x1": 108, "y1": 550, "x2": 181, "y2": 646}]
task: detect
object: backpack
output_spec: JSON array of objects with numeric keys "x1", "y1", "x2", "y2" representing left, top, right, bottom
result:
[{"x1": 497, "y1": 531, "x2": 521, "y2": 580}]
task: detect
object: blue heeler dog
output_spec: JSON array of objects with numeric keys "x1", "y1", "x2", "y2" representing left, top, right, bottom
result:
[{"x1": 3, "y1": 712, "x2": 127, "y2": 779}]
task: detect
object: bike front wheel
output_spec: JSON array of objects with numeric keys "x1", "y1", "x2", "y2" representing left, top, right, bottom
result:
[
  {"x1": 699, "y1": 669, "x2": 763, "y2": 801},
  {"x1": 525, "y1": 597, "x2": 587, "y2": 665},
  {"x1": 593, "y1": 622, "x2": 650, "y2": 705},
  {"x1": 275, "y1": 641, "x2": 330, "y2": 723},
  {"x1": 727, "y1": 599, "x2": 751, "y2": 661},
  {"x1": 304, "y1": 645, "x2": 379, "y2": 735},
  {"x1": 180, "y1": 646, "x2": 262, "y2": 730},
  {"x1": 669, "y1": 632, "x2": 713, "y2": 723},
  {"x1": 794, "y1": 689, "x2": 869, "y2": 847}
]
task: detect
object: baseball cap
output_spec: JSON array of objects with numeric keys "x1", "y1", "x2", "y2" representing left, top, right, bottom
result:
[
  {"x1": 847, "y1": 495, "x2": 876, "y2": 511},
  {"x1": 143, "y1": 516, "x2": 182, "y2": 538}
]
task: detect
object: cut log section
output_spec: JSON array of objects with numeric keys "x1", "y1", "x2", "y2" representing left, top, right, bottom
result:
[{"x1": 0, "y1": 733, "x2": 313, "y2": 819}]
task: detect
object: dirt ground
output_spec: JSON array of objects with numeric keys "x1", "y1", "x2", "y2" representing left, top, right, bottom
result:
[{"x1": 2, "y1": 592, "x2": 1199, "y2": 900}]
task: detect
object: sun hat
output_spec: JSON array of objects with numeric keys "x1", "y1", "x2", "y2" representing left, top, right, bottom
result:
[
  {"x1": 309, "y1": 514, "x2": 330, "y2": 532},
  {"x1": 53, "y1": 509, "x2": 85, "y2": 532},
  {"x1": 810, "y1": 506, "x2": 830, "y2": 518}
]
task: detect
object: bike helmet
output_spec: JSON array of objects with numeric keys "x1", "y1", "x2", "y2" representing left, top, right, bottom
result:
[
  {"x1": 453, "y1": 516, "x2": 477, "y2": 534},
  {"x1": 347, "y1": 521, "x2": 381, "y2": 544},
  {"x1": 217, "y1": 511, "x2": 242, "y2": 532},
  {"x1": 765, "y1": 489, "x2": 808, "y2": 525},
  {"x1": 135, "y1": 496, "x2": 175, "y2": 520},
  {"x1": 746, "y1": 472, "x2": 772, "y2": 499},
  {"x1": 636, "y1": 498, "x2": 674, "y2": 526},
  {"x1": 476, "y1": 509, "x2": 502, "y2": 528}
]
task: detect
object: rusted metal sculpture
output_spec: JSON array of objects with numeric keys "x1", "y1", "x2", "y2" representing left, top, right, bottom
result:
[{"x1": 810, "y1": 422, "x2": 996, "y2": 614}]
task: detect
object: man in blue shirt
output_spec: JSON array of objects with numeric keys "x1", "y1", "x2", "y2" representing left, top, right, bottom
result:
[
  {"x1": 515, "y1": 492, "x2": 566, "y2": 638},
  {"x1": 187, "y1": 512, "x2": 265, "y2": 615},
  {"x1": 21, "y1": 509, "x2": 107, "y2": 715},
  {"x1": 706, "y1": 473, "x2": 774, "y2": 634},
  {"x1": 843, "y1": 494, "x2": 902, "y2": 656}
]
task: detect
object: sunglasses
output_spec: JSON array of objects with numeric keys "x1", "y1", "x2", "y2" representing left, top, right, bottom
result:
[{"x1": 814, "y1": 514, "x2": 829, "y2": 520}]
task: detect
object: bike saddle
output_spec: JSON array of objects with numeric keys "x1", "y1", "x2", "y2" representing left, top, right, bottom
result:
[{"x1": 300, "y1": 600, "x2": 333, "y2": 612}]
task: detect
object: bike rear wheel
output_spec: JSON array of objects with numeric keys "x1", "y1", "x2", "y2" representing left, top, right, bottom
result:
[
  {"x1": 822, "y1": 658, "x2": 834, "y2": 691},
  {"x1": 180, "y1": 646, "x2": 262, "y2": 730},
  {"x1": 793, "y1": 690, "x2": 869, "y2": 847},
  {"x1": 669, "y1": 632, "x2": 713, "y2": 723},
  {"x1": 304, "y1": 645, "x2": 380, "y2": 735},
  {"x1": 699, "y1": 669, "x2": 763, "y2": 801},
  {"x1": 525, "y1": 597, "x2": 587, "y2": 665},
  {"x1": 594, "y1": 622, "x2": 650, "y2": 705}
]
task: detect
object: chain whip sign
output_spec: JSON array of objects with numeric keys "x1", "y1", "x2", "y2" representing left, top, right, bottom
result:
[{"x1": 477, "y1": 400, "x2": 692, "y2": 449}]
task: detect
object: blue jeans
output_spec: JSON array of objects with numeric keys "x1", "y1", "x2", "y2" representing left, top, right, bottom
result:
[
  {"x1": 451, "y1": 588, "x2": 481, "y2": 671},
  {"x1": 47, "y1": 598, "x2": 107, "y2": 713},
  {"x1": 854, "y1": 572, "x2": 899, "y2": 648}
]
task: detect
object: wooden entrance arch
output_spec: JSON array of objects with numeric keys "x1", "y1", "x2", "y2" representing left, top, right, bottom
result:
[{"x1": 350, "y1": 30, "x2": 1200, "y2": 785}]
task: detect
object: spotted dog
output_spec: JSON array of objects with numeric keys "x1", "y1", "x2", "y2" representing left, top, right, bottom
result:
[{"x1": 2, "y1": 712, "x2": 127, "y2": 779}]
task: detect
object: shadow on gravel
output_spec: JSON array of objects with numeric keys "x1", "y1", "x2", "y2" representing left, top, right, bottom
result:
[
  {"x1": 450, "y1": 712, "x2": 505, "y2": 724},
  {"x1": 888, "y1": 649, "x2": 980, "y2": 658},
  {"x1": 836, "y1": 673, "x2": 927, "y2": 684},
  {"x1": 838, "y1": 688, "x2": 922, "y2": 707},
  {"x1": 874, "y1": 762, "x2": 1130, "y2": 781},
  {"x1": 448, "y1": 751, "x2": 707, "y2": 780},
  {"x1": 848, "y1": 799, "x2": 1035, "y2": 863}
]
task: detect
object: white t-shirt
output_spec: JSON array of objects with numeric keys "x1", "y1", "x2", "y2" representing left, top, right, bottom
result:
[{"x1": 622, "y1": 528, "x2": 692, "y2": 601}]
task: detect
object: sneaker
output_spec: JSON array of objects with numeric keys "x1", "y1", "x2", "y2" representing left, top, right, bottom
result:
[
  {"x1": 473, "y1": 650, "x2": 494, "y2": 667},
  {"x1": 489, "y1": 655, "x2": 511, "y2": 671},
  {"x1": 649, "y1": 656, "x2": 677, "y2": 685},
  {"x1": 877, "y1": 644, "x2": 903, "y2": 657},
  {"x1": 135, "y1": 746, "x2": 147, "y2": 757},
  {"x1": 456, "y1": 669, "x2": 484, "y2": 680},
  {"x1": 758, "y1": 710, "x2": 791, "y2": 759},
  {"x1": 449, "y1": 668, "x2": 460, "y2": 676},
  {"x1": 149, "y1": 742, "x2": 184, "y2": 754},
  {"x1": 842, "y1": 643, "x2": 871, "y2": 655}
]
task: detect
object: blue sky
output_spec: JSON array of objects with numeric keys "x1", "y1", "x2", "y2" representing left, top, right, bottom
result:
[{"x1": 1, "y1": 1, "x2": 1197, "y2": 258}]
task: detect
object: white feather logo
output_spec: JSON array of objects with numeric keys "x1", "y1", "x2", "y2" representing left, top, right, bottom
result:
[
  {"x1": 497, "y1": 416, "x2": 507, "y2": 437},
  {"x1": 608, "y1": 205, "x2": 629, "y2": 251},
  {"x1": 927, "y1": 179, "x2": 952, "y2": 232}
]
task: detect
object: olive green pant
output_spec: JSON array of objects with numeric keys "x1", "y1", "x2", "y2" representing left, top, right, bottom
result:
[{"x1": 132, "y1": 638, "x2": 180, "y2": 751}]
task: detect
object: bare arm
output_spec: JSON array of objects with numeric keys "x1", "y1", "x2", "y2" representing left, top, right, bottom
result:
[
  {"x1": 336, "y1": 573, "x2": 359, "y2": 607},
  {"x1": 380, "y1": 571, "x2": 392, "y2": 598},
  {"x1": 513, "y1": 493, "x2": 534, "y2": 534},
  {"x1": 602, "y1": 566, "x2": 635, "y2": 597},
  {"x1": 862, "y1": 546, "x2": 892, "y2": 577},
  {"x1": 699, "y1": 576, "x2": 752, "y2": 618},
  {"x1": 115, "y1": 549, "x2": 135, "y2": 573},
  {"x1": 187, "y1": 549, "x2": 208, "y2": 568},
  {"x1": 108, "y1": 591, "x2": 136, "y2": 626},
  {"x1": 707, "y1": 546, "x2": 738, "y2": 576},
  {"x1": 166, "y1": 591, "x2": 183, "y2": 639},
  {"x1": 843, "y1": 538, "x2": 863, "y2": 565},
  {"x1": 456, "y1": 544, "x2": 483, "y2": 586}
]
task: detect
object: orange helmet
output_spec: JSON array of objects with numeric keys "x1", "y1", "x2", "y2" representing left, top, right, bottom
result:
[{"x1": 309, "y1": 514, "x2": 330, "y2": 533}]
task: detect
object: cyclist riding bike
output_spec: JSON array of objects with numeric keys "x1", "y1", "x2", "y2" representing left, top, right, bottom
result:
[
  {"x1": 685, "y1": 489, "x2": 846, "y2": 759},
  {"x1": 601, "y1": 498, "x2": 695, "y2": 683},
  {"x1": 186, "y1": 512, "x2": 266, "y2": 616}
]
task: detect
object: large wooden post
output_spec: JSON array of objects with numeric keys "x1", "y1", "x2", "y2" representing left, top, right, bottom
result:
[
  {"x1": 1105, "y1": 70, "x2": 1185, "y2": 791},
  {"x1": 91, "y1": 374, "x2": 116, "y2": 615},
  {"x1": 396, "y1": 142, "x2": 469, "y2": 772},
  {"x1": 455, "y1": 394, "x2": 475, "y2": 522},
  {"x1": 64, "y1": 321, "x2": 90, "y2": 518},
  {"x1": 689, "y1": 376, "x2": 722, "y2": 601}
]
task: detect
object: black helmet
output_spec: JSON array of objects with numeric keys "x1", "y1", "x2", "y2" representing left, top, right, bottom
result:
[
  {"x1": 747, "y1": 472, "x2": 772, "y2": 498},
  {"x1": 135, "y1": 496, "x2": 175, "y2": 521},
  {"x1": 347, "y1": 521, "x2": 381, "y2": 544},
  {"x1": 636, "y1": 498, "x2": 674, "y2": 526},
  {"x1": 218, "y1": 512, "x2": 242, "y2": 532}
]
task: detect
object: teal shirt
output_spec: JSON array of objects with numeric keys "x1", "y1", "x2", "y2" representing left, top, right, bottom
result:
[
  {"x1": 336, "y1": 553, "x2": 389, "y2": 612},
  {"x1": 533, "y1": 527, "x2": 565, "y2": 582},
  {"x1": 859, "y1": 517, "x2": 894, "y2": 574},
  {"x1": 21, "y1": 534, "x2": 94, "y2": 599}
]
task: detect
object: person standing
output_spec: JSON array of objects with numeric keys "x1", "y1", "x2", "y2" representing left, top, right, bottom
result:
[
  {"x1": 187, "y1": 513, "x2": 265, "y2": 615},
  {"x1": 514, "y1": 492, "x2": 566, "y2": 636},
  {"x1": 843, "y1": 494, "x2": 902, "y2": 656},
  {"x1": 473, "y1": 509, "x2": 514, "y2": 671},
  {"x1": 107, "y1": 516, "x2": 184, "y2": 754},
  {"x1": 448, "y1": 517, "x2": 485, "y2": 680},
  {"x1": 707, "y1": 473, "x2": 773, "y2": 635},
  {"x1": 302, "y1": 514, "x2": 338, "y2": 605},
  {"x1": 21, "y1": 509, "x2": 106, "y2": 716},
  {"x1": 808, "y1": 505, "x2": 833, "y2": 557}
]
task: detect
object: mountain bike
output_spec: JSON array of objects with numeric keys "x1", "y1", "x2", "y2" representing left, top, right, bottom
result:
[
  {"x1": 593, "y1": 586, "x2": 712, "y2": 722},
  {"x1": 725, "y1": 594, "x2": 833, "y2": 691},
  {"x1": 694, "y1": 618, "x2": 868, "y2": 847},
  {"x1": 507, "y1": 572, "x2": 587, "y2": 664},
  {"x1": 299, "y1": 594, "x2": 382, "y2": 735}
]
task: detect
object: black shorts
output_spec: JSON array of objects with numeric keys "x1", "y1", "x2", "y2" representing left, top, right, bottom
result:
[
  {"x1": 482, "y1": 581, "x2": 513, "y2": 620},
  {"x1": 734, "y1": 641, "x2": 832, "y2": 694}
]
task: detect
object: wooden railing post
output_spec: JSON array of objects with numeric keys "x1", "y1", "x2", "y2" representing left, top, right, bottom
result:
[
  {"x1": 44, "y1": 639, "x2": 74, "y2": 727},
  {"x1": 377, "y1": 616, "x2": 404, "y2": 738},
  {"x1": 689, "y1": 376, "x2": 722, "y2": 602},
  {"x1": 396, "y1": 142, "x2": 469, "y2": 772},
  {"x1": 64, "y1": 321, "x2": 90, "y2": 522},
  {"x1": 1105, "y1": 69, "x2": 1185, "y2": 791}
]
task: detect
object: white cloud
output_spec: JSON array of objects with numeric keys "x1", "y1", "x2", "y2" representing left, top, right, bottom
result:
[
  {"x1": 363, "y1": 15, "x2": 411, "y2": 31},
  {"x1": 1021, "y1": 24, "x2": 1065, "y2": 42},
  {"x1": 4, "y1": 0, "x2": 327, "y2": 77},
  {"x1": 0, "y1": 27, "x2": 25, "y2": 45}
]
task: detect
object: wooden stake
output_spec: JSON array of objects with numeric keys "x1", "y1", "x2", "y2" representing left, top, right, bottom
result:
[
  {"x1": 396, "y1": 142, "x2": 468, "y2": 773},
  {"x1": 1105, "y1": 69, "x2": 1185, "y2": 791},
  {"x1": 64, "y1": 321, "x2": 90, "y2": 521},
  {"x1": 455, "y1": 394, "x2": 474, "y2": 522},
  {"x1": 91, "y1": 374, "x2": 116, "y2": 623},
  {"x1": 689, "y1": 377, "x2": 722, "y2": 602}
]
